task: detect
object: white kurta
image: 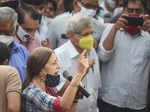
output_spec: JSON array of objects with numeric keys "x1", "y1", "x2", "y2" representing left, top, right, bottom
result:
[{"x1": 55, "y1": 40, "x2": 101, "y2": 112}]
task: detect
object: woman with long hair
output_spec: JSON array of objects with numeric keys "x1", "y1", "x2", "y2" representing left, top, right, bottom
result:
[{"x1": 21, "y1": 47, "x2": 91, "y2": 112}]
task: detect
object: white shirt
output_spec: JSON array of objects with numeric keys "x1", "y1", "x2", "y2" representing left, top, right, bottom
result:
[
  {"x1": 55, "y1": 40, "x2": 101, "y2": 112},
  {"x1": 99, "y1": 1, "x2": 113, "y2": 18},
  {"x1": 35, "y1": 16, "x2": 52, "y2": 41},
  {"x1": 98, "y1": 24, "x2": 150, "y2": 110}
]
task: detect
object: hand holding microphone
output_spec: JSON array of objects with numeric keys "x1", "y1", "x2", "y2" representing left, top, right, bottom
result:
[{"x1": 63, "y1": 70, "x2": 90, "y2": 98}]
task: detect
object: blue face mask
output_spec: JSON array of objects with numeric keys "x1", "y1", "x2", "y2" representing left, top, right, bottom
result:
[{"x1": 45, "y1": 74, "x2": 60, "y2": 88}]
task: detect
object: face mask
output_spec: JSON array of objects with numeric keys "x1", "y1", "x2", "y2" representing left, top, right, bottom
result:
[
  {"x1": 45, "y1": 74, "x2": 60, "y2": 88},
  {"x1": 124, "y1": 26, "x2": 140, "y2": 36},
  {"x1": 78, "y1": 2, "x2": 97, "y2": 17},
  {"x1": 17, "y1": 26, "x2": 33, "y2": 43},
  {"x1": 124, "y1": 14, "x2": 140, "y2": 35},
  {"x1": 79, "y1": 34, "x2": 94, "y2": 51},
  {"x1": 0, "y1": 35, "x2": 13, "y2": 46},
  {"x1": 106, "y1": 0, "x2": 116, "y2": 9}
]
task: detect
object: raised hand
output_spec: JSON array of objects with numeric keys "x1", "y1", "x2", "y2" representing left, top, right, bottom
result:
[
  {"x1": 114, "y1": 13, "x2": 128, "y2": 30},
  {"x1": 77, "y1": 50, "x2": 91, "y2": 78}
]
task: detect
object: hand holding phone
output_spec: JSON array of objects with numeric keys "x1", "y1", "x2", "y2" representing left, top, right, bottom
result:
[{"x1": 123, "y1": 16, "x2": 144, "y2": 26}]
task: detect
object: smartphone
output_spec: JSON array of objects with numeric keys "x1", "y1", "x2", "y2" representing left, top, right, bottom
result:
[{"x1": 123, "y1": 16, "x2": 144, "y2": 26}]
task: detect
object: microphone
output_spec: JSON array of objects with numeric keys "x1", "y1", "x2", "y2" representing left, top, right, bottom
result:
[{"x1": 63, "y1": 71, "x2": 90, "y2": 98}]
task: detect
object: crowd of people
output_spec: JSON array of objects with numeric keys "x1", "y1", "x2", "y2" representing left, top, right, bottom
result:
[{"x1": 0, "y1": 0, "x2": 150, "y2": 112}]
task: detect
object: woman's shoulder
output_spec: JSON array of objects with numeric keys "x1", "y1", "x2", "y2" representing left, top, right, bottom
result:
[{"x1": 22, "y1": 85, "x2": 42, "y2": 95}]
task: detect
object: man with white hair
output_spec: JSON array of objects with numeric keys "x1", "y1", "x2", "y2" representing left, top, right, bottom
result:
[
  {"x1": 55, "y1": 13, "x2": 101, "y2": 112},
  {"x1": 0, "y1": 7, "x2": 29, "y2": 83},
  {"x1": 48, "y1": 0, "x2": 107, "y2": 49}
]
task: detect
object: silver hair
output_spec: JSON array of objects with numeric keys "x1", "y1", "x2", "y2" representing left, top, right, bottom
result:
[
  {"x1": 0, "y1": 7, "x2": 18, "y2": 30},
  {"x1": 66, "y1": 13, "x2": 91, "y2": 34}
]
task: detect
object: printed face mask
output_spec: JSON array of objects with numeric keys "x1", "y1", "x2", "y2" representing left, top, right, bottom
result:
[
  {"x1": 79, "y1": 34, "x2": 94, "y2": 51},
  {"x1": 17, "y1": 26, "x2": 33, "y2": 43},
  {"x1": 78, "y1": 2, "x2": 97, "y2": 17}
]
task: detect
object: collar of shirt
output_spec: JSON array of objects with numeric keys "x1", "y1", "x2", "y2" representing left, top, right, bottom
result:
[{"x1": 10, "y1": 41, "x2": 19, "y2": 53}]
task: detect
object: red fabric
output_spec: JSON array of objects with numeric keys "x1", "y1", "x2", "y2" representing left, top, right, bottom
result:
[
  {"x1": 46, "y1": 87, "x2": 58, "y2": 96},
  {"x1": 124, "y1": 13, "x2": 140, "y2": 35},
  {"x1": 128, "y1": 13, "x2": 139, "y2": 16},
  {"x1": 53, "y1": 97, "x2": 63, "y2": 112},
  {"x1": 124, "y1": 26, "x2": 140, "y2": 35},
  {"x1": 46, "y1": 87, "x2": 65, "y2": 112}
]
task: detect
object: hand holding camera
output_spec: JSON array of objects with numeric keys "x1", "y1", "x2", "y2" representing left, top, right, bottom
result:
[
  {"x1": 114, "y1": 13, "x2": 128, "y2": 30},
  {"x1": 123, "y1": 15, "x2": 144, "y2": 27}
]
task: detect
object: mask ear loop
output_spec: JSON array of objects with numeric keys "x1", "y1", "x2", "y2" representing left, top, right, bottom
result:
[{"x1": 40, "y1": 69, "x2": 47, "y2": 82}]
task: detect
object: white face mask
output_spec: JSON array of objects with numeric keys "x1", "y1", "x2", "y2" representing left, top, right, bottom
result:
[
  {"x1": 78, "y1": 2, "x2": 97, "y2": 17},
  {"x1": 17, "y1": 26, "x2": 33, "y2": 43},
  {"x1": 106, "y1": 0, "x2": 116, "y2": 9},
  {"x1": 0, "y1": 35, "x2": 14, "y2": 46}
]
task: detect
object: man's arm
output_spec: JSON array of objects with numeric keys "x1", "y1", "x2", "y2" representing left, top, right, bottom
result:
[
  {"x1": 103, "y1": 16, "x2": 127, "y2": 50},
  {"x1": 7, "y1": 92, "x2": 21, "y2": 112},
  {"x1": 6, "y1": 67, "x2": 22, "y2": 112},
  {"x1": 98, "y1": 14, "x2": 127, "y2": 62}
]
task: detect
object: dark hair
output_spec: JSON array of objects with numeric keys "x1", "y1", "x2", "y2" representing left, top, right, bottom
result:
[
  {"x1": 0, "y1": 42, "x2": 10, "y2": 65},
  {"x1": 16, "y1": 2, "x2": 41, "y2": 24},
  {"x1": 64, "y1": 0, "x2": 74, "y2": 12},
  {"x1": 21, "y1": 0, "x2": 47, "y2": 6},
  {"x1": 47, "y1": 0, "x2": 57, "y2": 12},
  {"x1": 0, "y1": 0, "x2": 19, "y2": 12},
  {"x1": 22, "y1": 47, "x2": 53, "y2": 90},
  {"x1": 123, "y1": 0, "x2": 147, "y2": 10},
  {"x1": 145, "y1": 0, "x2": 150, "y2": 15}
]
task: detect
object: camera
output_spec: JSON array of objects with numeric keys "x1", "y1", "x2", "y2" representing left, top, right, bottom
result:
[{"x1": 123, "y1": 16, "x2": 144, "y2": 26}]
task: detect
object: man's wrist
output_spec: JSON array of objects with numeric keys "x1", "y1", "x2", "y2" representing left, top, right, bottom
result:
[{"x1": 113, "y1": 25, "x2": 119, "y2": 31}]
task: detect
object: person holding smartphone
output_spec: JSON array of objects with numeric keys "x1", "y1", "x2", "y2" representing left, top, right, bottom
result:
[{"x1": 98, "y1": 0, "x2": 150, "y2": 112}]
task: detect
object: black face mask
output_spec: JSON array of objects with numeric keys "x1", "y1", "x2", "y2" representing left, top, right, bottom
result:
[{"x1": 45, "y1": 74, "x2": 60, "y2": 88}]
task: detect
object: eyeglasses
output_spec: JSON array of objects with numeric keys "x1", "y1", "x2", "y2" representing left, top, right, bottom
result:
[
  {"x1": 127, "y1": 8, "x2": 143, "y2": 14},
  {"x1": 78, "y1": 31, "x2": 94, "y2": 37},
  {"x1": 79, "y1": 1, "x2": 98, "y2": 10},
  {"x1": 83, "y1": 3, "x2": 98, "y2": 10}
]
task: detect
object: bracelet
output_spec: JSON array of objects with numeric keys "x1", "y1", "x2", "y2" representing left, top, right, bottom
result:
[{"x1": 70, "y1": 82, "x2": 79, "y2": 87}]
